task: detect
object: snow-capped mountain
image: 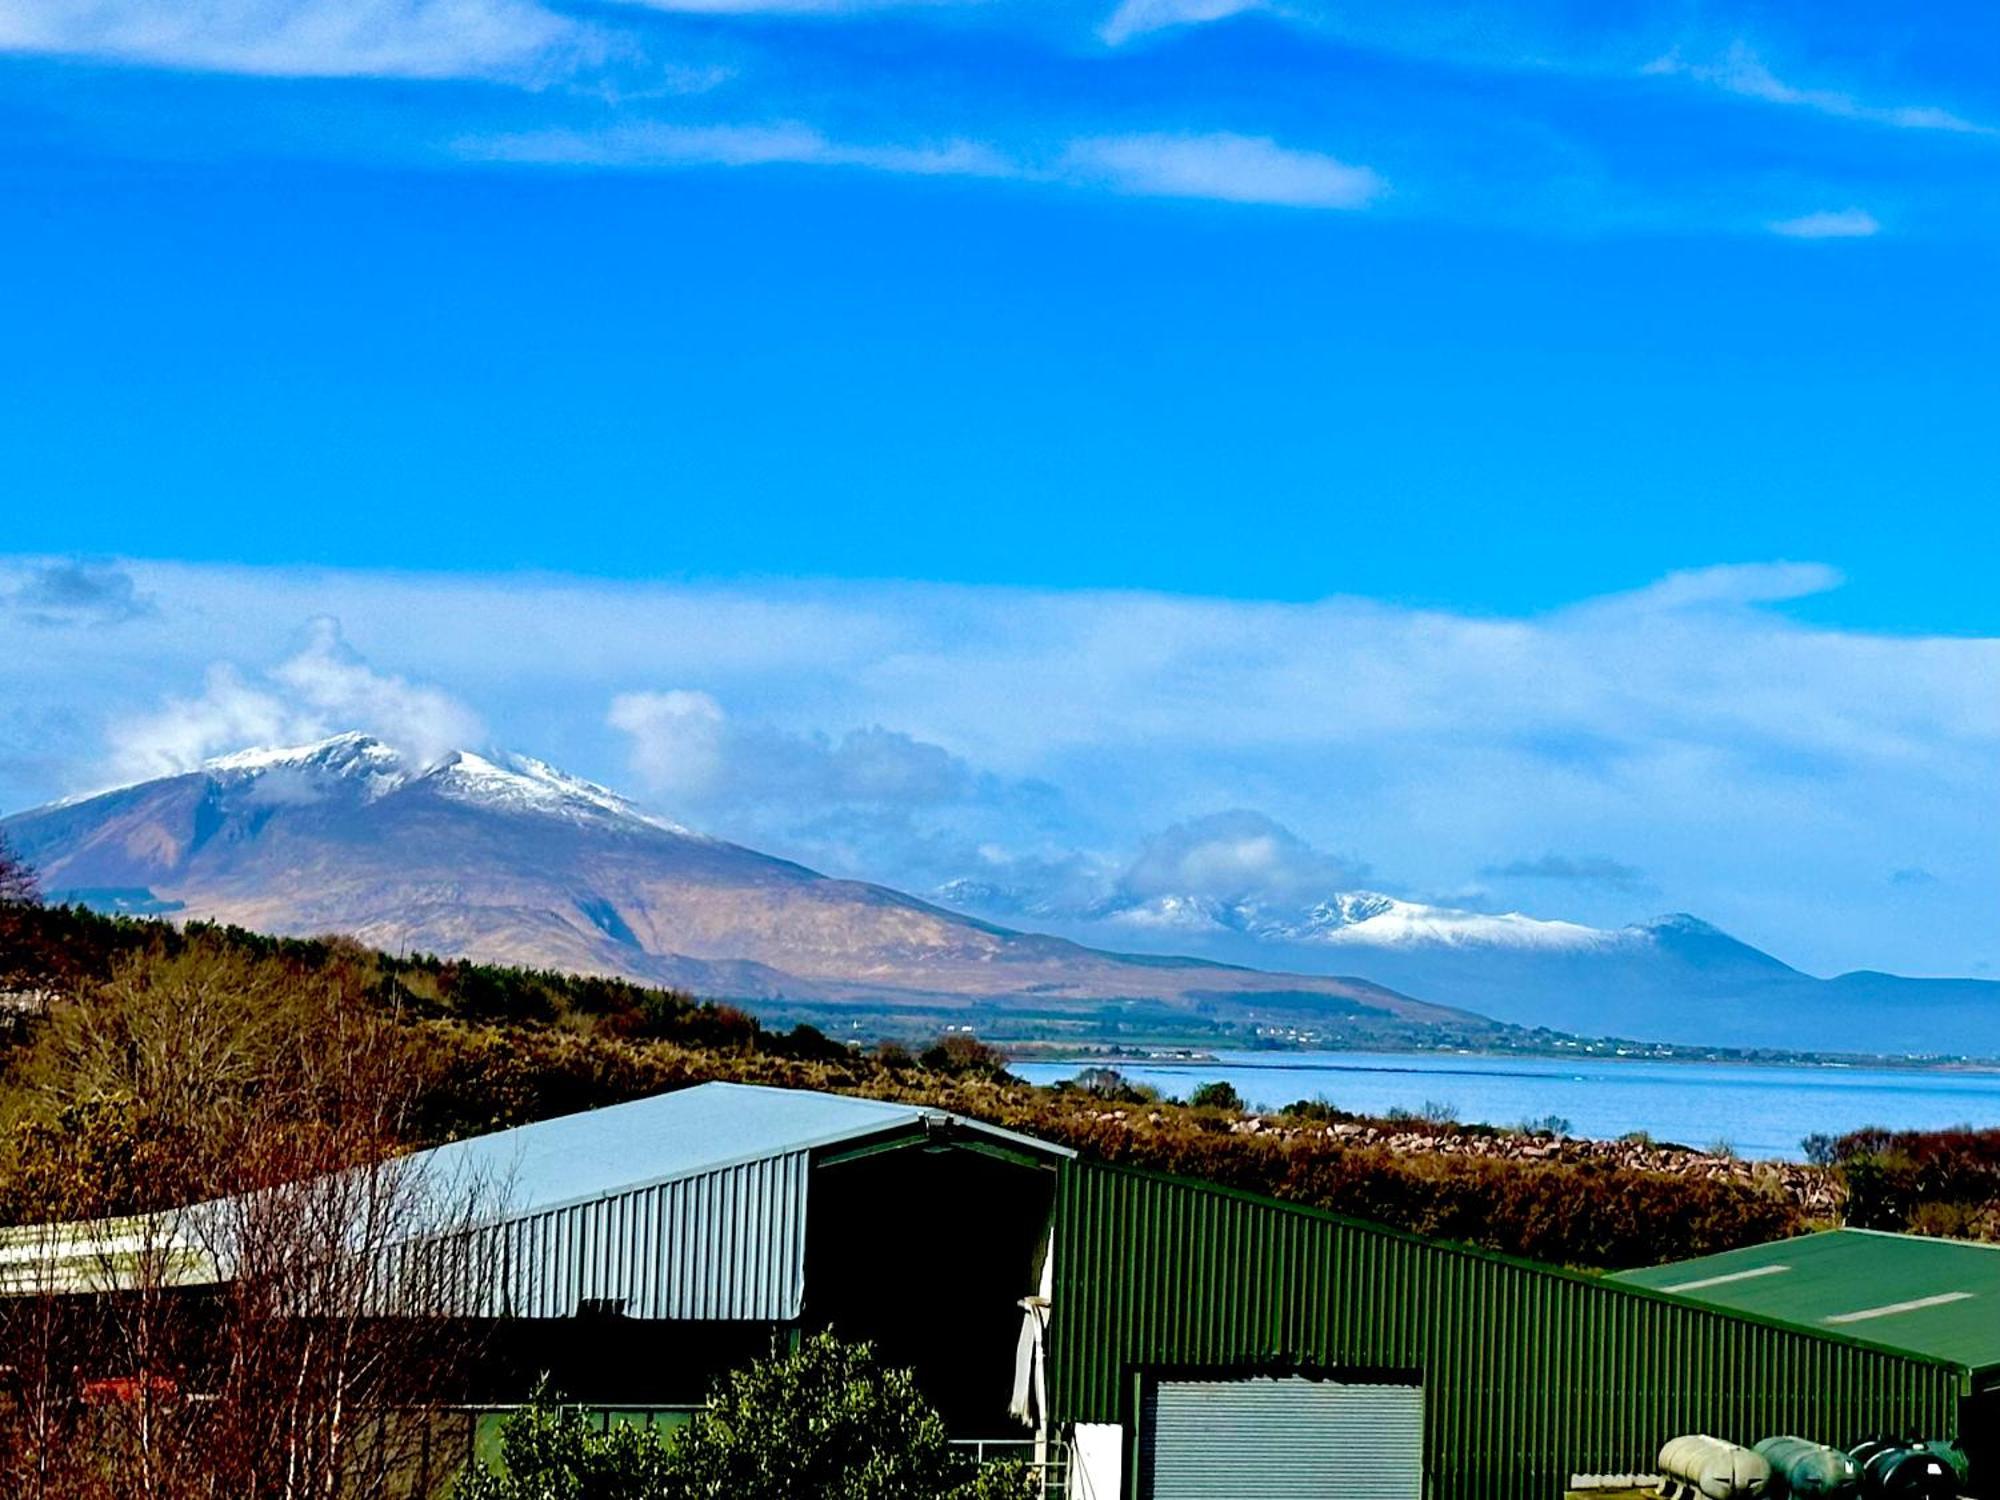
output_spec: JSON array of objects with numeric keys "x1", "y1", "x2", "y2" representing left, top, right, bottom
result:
[
  {"x1": 200, "y1": 732, "x2": 692, "y2": 833},
  {"x1": 1, "y1": 735, "x2": 1479, "y2": 1042},
  {"x1": 1095, "y1": 888, "x2": 1612, "y2": 952},
  {"x1": 934, "y1": 878, "x2": 2000, "y2": 1056},
  {"x1": 13, "y1": 734, "x2": 1995, "y2": 1054}
]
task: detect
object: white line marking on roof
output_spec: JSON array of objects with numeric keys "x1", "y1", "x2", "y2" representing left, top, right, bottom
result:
[
  {"x1": 1659, "y1": 1265, "x2": 1792, "y2": 1293},
  {"x1": 1824, "y1": 1292, "x2": 1974, "y2": 1324}
]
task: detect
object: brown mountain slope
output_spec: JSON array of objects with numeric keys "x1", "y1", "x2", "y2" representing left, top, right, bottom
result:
[{"x1": 4, "y1": 735, "x2": 1494, "y2": 1040}]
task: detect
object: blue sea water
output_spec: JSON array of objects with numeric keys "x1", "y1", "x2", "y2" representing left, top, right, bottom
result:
[{"x1": 1008, "y1": 1051, "x2": 2000, "y2": 1161}]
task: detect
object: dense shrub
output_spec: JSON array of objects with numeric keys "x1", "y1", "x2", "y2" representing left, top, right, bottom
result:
[
  {"x1": 1826, "y1": 1124, "x2": 2000, "y2": 1236},
  {"x1": 918, "y1": 1033, "x2": 1007, "y2": 1076},
  {"x1": 1279, "y1": 1096, "x2": 1355, "y2": 1123},
  {"x1": 456, "y1": 1336, "x2": 1034, "y2": 1500},
  {"x1": 453, "y1": 1396, "x2": 679, "y2": 1500},
  {"x1": 1054, "y1": 1067, "x2": 1157, "y2": 1104},
  {"x1": 1188, "y1": 1080, "x2": 1243, "y2": 1112}
]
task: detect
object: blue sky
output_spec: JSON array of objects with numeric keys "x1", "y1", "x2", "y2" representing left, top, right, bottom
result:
[{"x1": 1, "y1": 0, "x2": 1996, "y2": 977}]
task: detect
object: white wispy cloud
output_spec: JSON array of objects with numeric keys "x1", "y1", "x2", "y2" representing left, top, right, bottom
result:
[
  {"x1": 464, "y1": 120, "x2": 1387, "y2": 213},
  {"x1": 1646, "y1": 43, "x2": 1994, "y2": 136},
  {"x1": 1063, "y1": 131, "x2": 1385, "y2": 209},
  {"x1": 0, "y1": 0, "x2": 590, "y2": 81},
  {"x1": 463, "y1": 120, "x2": 1017, "y2": 177},
  {"x1": 106, "y1": 617, "x2": 481, "y2": 781},
  {"x1": 1599, "y1": 561, "x2": 1845, "y2": 610},
  {"x1": 1098, "y1": 0, "x2": 1266, "y2": 47},
  {"x1": 1118, "y1": 810, "x2": 1369, "y2": 902},
  {"x1": 1769, "y1": 208, "x2": 1881, "y2": 240},
  {"x1": 611, "y1": 689, "x2": 971, "y2": 809},
  {"x1": 606, "y1": 688, "x2": 1048, "y2": 886}
]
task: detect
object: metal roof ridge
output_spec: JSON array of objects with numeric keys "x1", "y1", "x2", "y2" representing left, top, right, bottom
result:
[
  {"x1": 913, "y1": 1105, "x2": 1079, "y2": 1161},
  {"x1": 439, "y1": 1084, "x2": 1072, "y2": 1225},
  {"x1": 1838, "y1": 1225, "x2": 2000, "y2": 1252}
]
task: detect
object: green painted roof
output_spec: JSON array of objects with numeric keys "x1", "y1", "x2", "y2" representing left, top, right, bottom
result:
[{"x1": 1614, "y1": 1228, "x2": 2000, "y2": 1374}]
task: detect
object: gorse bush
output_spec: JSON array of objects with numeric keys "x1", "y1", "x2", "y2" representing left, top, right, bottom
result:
[{"x1": 455, "y1": 1335, "x2": 1035, "y2": 1500}]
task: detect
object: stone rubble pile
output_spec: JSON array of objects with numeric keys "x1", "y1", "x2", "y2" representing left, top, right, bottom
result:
[{"x1": 1073, "y1": 1107, "x2": 1842, "y2": 1218}]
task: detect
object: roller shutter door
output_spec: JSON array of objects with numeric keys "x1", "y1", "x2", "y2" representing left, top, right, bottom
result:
[{"x1": 1143, "y1": 1376, "x2": 1423, "y2": 1499}]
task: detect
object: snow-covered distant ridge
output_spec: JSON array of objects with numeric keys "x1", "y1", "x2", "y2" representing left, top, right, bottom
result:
[
  {"x1": 1099, "y1": 888, "x2": 1615, "y2": 952},
  {"x1": 199, "y1": 732, "x2": 694, "y2": 835},
  {"x1": 1286, "y1": 893, "x2": 1612, "y2": 951}
]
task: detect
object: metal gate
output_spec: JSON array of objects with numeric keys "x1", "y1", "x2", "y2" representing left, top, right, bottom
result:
[{"x1": 1142, "y1": 1375, "x2": 1424, "y2": 1499}]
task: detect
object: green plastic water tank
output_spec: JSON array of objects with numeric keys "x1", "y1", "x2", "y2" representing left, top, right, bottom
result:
[{"x1": 1754, "y1": 1437, "x2": 1859, "y2": 1498}]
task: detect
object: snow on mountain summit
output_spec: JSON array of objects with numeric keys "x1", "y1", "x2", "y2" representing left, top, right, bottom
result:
[
  {"x1": 204, "y1": 730, "x2": 403, "y2": 779},
  {"x1": 1095, "y1": 886, "x2": 1613, "y2": 952},
  {"x1": 1286, "y1": 893, "x2": 1611, "y2": 951},
  {"x1": 422, "y1": 748, "x2": 693, "y2": 833},
  {"x1": 199, "y1": 733, "x2": 691, "y2": 834}
]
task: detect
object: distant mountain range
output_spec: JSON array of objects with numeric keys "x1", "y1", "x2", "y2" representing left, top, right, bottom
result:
[
  {"x1": 937, "y1": 882, "x2": 2000, "y2": 1055},
  {"x1": 0, "y1": 735, "x2": 1487, "y2": 1048},
  {"x1": 8, "y1": 734, "x2": 1995, "y2": 1057}
]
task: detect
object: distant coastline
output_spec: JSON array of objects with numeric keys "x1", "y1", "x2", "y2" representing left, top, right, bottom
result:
[
  {"x1": 1002, "y1": 1037, "x2": 2000, "y2": 1075},
  {"x1": 1007, "y1": 1048, "x2": 2000, "y2": 1161}
]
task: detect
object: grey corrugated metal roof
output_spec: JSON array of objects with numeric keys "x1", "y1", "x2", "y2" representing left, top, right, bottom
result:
[
  {"x1": 421, "y1": 1082, "x2": 1068, "y2": 1321},
  {"x1": 0, "y1": 1083, "x2": 1068, "y2": 1317},
  {"x1": 410, "y1": 1081, "x2": 1067, "y2": 1216}
]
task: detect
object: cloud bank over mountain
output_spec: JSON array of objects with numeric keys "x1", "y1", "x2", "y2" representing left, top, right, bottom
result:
[{"x1": 0, "y1": 556, "x2": 1993, "y2": 980}]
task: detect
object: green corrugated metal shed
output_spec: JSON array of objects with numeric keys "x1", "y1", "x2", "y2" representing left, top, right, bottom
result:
[
  {"x1": 1612, "y1": 1228, "x2": 2000, "y2": 1378},
  {"x1": 1049, "y1": 1163, "x2": 1981, "y2": 1500}
]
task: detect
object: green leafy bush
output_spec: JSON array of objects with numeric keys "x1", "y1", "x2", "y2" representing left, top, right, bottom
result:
[
  {"x1": 454, "y1": 1397, "x2": 678, "y2": 1500},
  {"x1": 665, "y1": 1331, "x2": 979, "y2": 1499},
  {"x1": 1187, "y1": 1081, "x2": 1243, "y2": 1112},
  {"x1": 454, "y1": 1336, "x2": 1034, "y2": 1500}
]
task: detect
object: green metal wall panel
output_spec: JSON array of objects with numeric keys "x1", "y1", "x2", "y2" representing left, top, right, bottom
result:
[{"x1": 1048, "y1": 1163, "x2": 1966, "y2": 1500}]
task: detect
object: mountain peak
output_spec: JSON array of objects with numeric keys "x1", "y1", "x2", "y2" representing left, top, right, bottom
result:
[
  {"x1": 1636, "y1": 912, "x2": 1723, "y2": 936},
  {"x1": 1290, "y1": 892, "x2": 1611, "y2": 951},
  {"x1": 203, "y1": 731, "x2": 401, "y2": 777},
  {"x1": 1072, "y1": 885, "x2": 1613, "y2": 953},
  {"x1": 196, "y1": 733, "x2": 692, "y2": 835},
  {"x1": 1629, "y1": 912, "x2": 1799, "y2": 977}
]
